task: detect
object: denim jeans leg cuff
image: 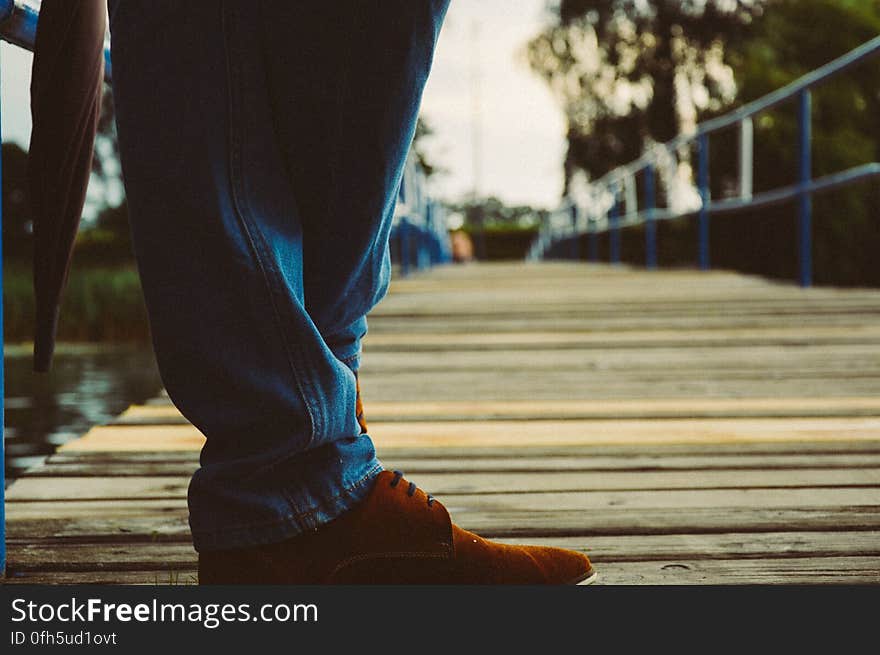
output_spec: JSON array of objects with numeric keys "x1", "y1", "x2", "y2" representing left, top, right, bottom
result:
[{"x1": 190, "y1": 461, "x2": 384, "y2": 553}]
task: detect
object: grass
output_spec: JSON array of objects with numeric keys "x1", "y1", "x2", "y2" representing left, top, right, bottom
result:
[{"x1": 3, "y1": 262, "x2": 151, "y2": 343}]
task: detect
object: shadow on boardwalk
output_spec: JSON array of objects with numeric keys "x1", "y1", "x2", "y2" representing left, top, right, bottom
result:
[{"x1": 5, "y1": 263, "x2": 880, "y2": 584}]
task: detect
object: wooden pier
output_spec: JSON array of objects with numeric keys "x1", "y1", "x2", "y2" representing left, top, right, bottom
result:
[{"x1": 5, "y1": 262, "x2": 880, "y2": 584}]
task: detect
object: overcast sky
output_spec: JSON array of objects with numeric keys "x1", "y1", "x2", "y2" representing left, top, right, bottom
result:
[
  {"x1": 420, "y1": 0, "x2": 566, "y2": 208},
  {"x1": 1, "y1": 1, "x2": 566, "y2": 210}
]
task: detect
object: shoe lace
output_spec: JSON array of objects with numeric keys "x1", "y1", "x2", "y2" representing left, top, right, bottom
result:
[{"x1": 390, "y1": 470, "x2": 435, "y2": 507}]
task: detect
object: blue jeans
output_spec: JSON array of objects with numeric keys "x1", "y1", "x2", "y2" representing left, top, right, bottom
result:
[{"x1": 108, "y1": 0, "x2": 449, "y2": 552}]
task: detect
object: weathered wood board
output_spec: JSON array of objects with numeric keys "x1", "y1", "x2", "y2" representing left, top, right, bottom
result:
[{"x1": 5, "y1": 263, "x2": 880, "y2": 584}]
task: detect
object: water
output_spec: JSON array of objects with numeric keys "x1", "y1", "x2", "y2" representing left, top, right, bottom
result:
[{"x1": 3, "y1": 344, "x2": 164, "y2": 483}]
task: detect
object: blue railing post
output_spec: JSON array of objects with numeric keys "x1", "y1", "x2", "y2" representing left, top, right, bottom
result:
[
  {"x1": 609, "y1": 187, "x2": 620, "y2": 265},
  {"x1": 523, "y1": 37, "x2": 880, "y2": 274},
  {"x1": 0, "y1": 45, "x2": 6, "y2": 576},
  {"x1": 697, "y1": 133, "x2": 710, "y2": 270},
  {"x1": 399, "y1": 220, "x2": 411, "y2": 277},
  {"x1": 798, "y1": 89, "x2": 813, "y2": 288},
  {"x1": 569, "y1": 204, "x2": 579, "y2": 260},
  {"x1": 588, "y1": 216, "x2": 599, "y2": 262},
  {"x1": 645, "y1": 164, "x2": 657, "y2": 270},
  {"x1": 417, "y1": 230, "x2": 430, "y2": 271}
]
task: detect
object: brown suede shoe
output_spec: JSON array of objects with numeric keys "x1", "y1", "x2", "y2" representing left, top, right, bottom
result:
[{"x1": 199, "y1": 470, "x2": 596, "y2": 585}]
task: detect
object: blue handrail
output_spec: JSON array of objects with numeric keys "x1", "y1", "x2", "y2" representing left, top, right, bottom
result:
[
  {"x1": 0, "y1": 0, "x2": 113, "y2": 77},
  {"x1": 529, "y1": 35, "x2": 880, "y2": 288},
  {"x1": 0, "y1": 0, "x2": 36, "y2": 51},
  {"x1": 393, "y1": 153, "x2": 451, "y2": 276},
  {"x1": 0, "y1": 0, "x2": 19, "y2": 579},
  {"x1": 0, "y1": 11, "x2": 5, "y2": 575}
]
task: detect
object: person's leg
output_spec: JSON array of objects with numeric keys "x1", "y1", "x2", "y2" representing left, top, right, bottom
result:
[
  {"x1": 108, "y1": 0, "x2": 400, "y2": 552},
  {"x1": 255, "y1": 1, "x2": 448, "y2": 372},
  {"x1": 111, "y1": 0, "x2": 595, "y2": 584}
]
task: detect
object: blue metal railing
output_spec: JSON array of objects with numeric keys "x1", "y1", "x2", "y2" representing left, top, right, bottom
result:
[
  {"x1": 529, "y1": 35, "x2": 880, "y2": 289},
  {"x1": 0, "y1": 3, "x2": 6, "y2": 576},
  {"x1": 0, "y1": 0, "x2": 448, "y2": 576},
  {"x1": 392, "y1": 153, "x2": 452, "y2": 276},
  {"x1": 0, "y1": 0, "x2": 32, "y2": 579}
]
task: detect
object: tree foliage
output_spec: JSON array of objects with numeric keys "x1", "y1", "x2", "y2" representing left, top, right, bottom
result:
[
  {"x1": 2, "y1": 143, "x2": 32, "y2": 255},
  {"x1": 530, "y1": 0, "x2": 880, "y2": 285},
  {"x1": 446, "y1": 195, "x2": 547, "y2": 230},
  {"x1": 722, "y1": 0, "x2": 880, "y2": 286},
  {"x1": 528, "y1": 0, "x2": 763, "y2": 183}
]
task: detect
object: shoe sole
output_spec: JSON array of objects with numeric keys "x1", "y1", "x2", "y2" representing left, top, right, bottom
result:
[{"x1": 572, "y1": 569, "x2": 598, "y2": 585}]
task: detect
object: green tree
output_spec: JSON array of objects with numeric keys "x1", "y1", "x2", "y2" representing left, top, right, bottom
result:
[
  {"x1": 447, "y1": 196, "x2": 545, "y2": 230},
  {"x1": 413, "y1": 117, "x2": 444, "y2": 179},
  {"x1": 528, "y1": 0, "x2": 762, "y2": 184},
  {"x1": 2, "y1": 142, "x2": 32, "y2": 257}
]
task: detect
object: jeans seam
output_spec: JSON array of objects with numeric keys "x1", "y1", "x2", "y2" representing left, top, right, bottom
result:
[
  {"x1": 221, "y1": 1, "x2": 319, "y2": 445},
  {"x1": 191, "y1": 462, "x2": 383, "y2": 540},
  {"x1": 280, "y1": 461, "x2": 382, "y2": 526}
]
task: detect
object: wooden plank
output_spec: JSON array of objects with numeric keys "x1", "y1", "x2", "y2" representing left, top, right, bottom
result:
[
  {"x1": 6, "y1": 499, "x2": 190, "y2": 521},
  {"x1": 359, "y1": 379, "x2": 880, "y2": 403},
  {"x1": 438, "y1": 487, "x2": 880, "y2": 511},
  {"x1": 372, "y1": 302, "x2": 880, "y2": 318},
  {"x1": 45, "y1": 441, "x2": 880, "y2": 459},
  {"x1": 115, "y1": 396, "x2": 880, "y2": 425},
  {"x1": 144, "y1": 379, "x2": 880, "y2": 403},
  {"x1": 58, "y1": 425, "x2": 203, "y2": 452},
  {"x1": 7, "y1": 515, "x2": 191, "y2": 542},
  {"x1": 9, "y1": 262, "x2": 880, "y2": 587},
  {"x1": 25, "y1": 453, "x2": 880, "y2": 477},
  {"x1": 9, "y1": 468, "x2": 880, "y2": 500},
  {"x1": 7, "y1": 474, "x2": 879, "y2": 508},
  {"x1": 2, "y1": 571, "x2": 200, "y2": 585},
  {"x1": 356, "y1": 367, "x2": 880, "y2": 381},
  {"x1": 364, "y1": 317, "x2": 880, "y2": 338},
  {"x1": 8, "y1": 504, "x2": 880, "y2": 537},
  {"x1": 7, "y1": 559, "x2": 880, "y2": 585},
  {"x1": 7, "y1": 532, "x2": 879, "y2": 572},
  {"x1": 361, "y1": 325, "x2": 880, "y2": 351},
  {"x1": 592, "y1": 557, "x2": 880, "y2": 585},
  {"x1": 358, "y1": 417, "x2": 880, "y2": 448},
  {"x1": 56, "y1": 417, "x2": 880, "y2": 452},
  {"x1": 7, "y1": 543, "x2": 197, "y2": 571},
  {"x1": 501, "y1": 533, "x2": 880, "y2": 563},
  {"x1": 377, "y1": 290, "x2": 880, "y2": 312}
]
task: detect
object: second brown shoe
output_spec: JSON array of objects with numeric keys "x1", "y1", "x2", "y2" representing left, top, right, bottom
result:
[{"x1": 199, "y1": 470, "x2": 596, "y2": 585}]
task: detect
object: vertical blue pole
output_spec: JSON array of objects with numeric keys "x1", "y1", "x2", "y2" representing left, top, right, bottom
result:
[
  {"x1": 425, "y1": 203, "x2": 436, "y2": 268},
  {"x1": 645, "y1": 165, "x2": 657, "y2": 270},
  {"x1": 424, "y1": 230, "x2": 430, "y2": 269},
  {"x1": 798, "y1": 90, "x2": 813, "y2": 288},
  {"x1": 569, "y1": 204, "x2": 579, "y2": 261},
  {"x1": 0, "y1": 49, "x2": 5, "y2": 576},
  {"x1": 697, "y1": 133, "x2": 710, "y2": 270},
  {"x1": 588, "y1": 218, "x2": 598, "y2": 262},
  {"x1": 609, "y1": 188, "x2": 620, "y2": 265}
]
